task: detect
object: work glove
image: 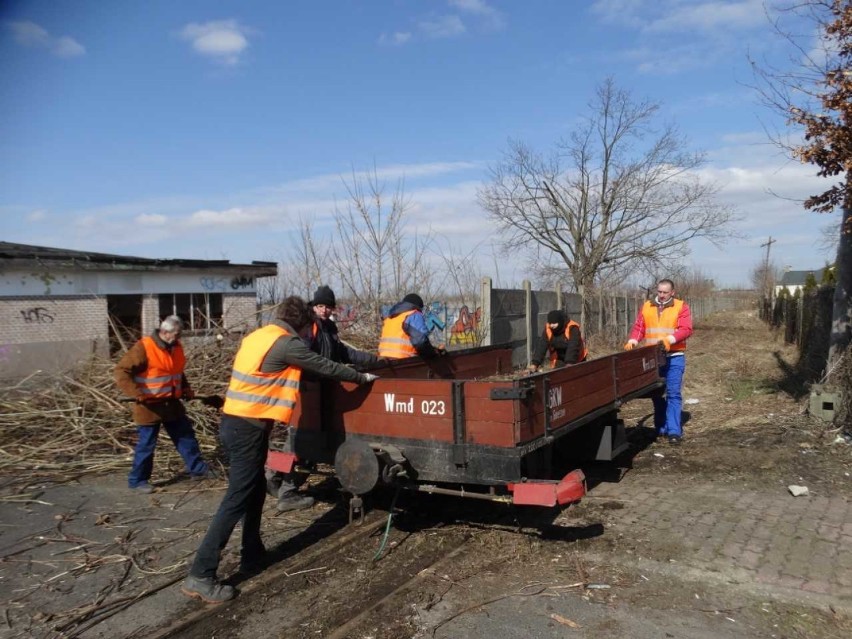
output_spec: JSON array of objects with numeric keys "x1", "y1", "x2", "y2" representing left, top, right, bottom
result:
[
  {"x1": 658, "y1": 338, "x2": 672, "y2": 352},
  {"x1": 361, "y1": 373, "x2": 379, "y2": 384},
  {"x1": 435, "y1": 344, "x2": 448, "y2": 356},
  {"x1": 623, "y1": 340, "x2": 637, "y2": 351},
  {"x1": 527, "y1": 363, "x2": 540, "y2": 373}
]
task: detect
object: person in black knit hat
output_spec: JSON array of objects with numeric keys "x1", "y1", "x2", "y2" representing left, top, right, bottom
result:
[
  {"x1": 378, "y1": 292, "x2": 443, "y2": 359},
  {"x1": 527, "y1": 309, "x2": 587, "y2": 372},
  {"x1": 269, "y1": 284, "x2": 380, "y2": 513},
  {"x1": 308, "y1": 285, "x2": 378, "y2": 367}
]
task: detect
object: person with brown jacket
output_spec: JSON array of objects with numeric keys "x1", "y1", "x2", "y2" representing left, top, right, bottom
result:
[{"x1": 115, "y1": 315, "x2": 210, "y2": 493}]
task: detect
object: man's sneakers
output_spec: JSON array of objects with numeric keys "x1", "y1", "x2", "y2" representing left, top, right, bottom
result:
[
  {"x1": 129, "y1": 483, "x2": 154, "y2": 494},
  {"x1": 667, "y1": 435, "x2": 683, "y2": 446},
  {"x1": 276, "y1": 494, "x2": 315, "y2": 512},
  {"x1": 181, "y1": 575, "x2": 236, "y2": 603}
]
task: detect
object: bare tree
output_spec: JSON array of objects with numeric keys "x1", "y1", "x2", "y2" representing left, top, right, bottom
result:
[
  {"x1": 817, "y1": 219, "x2": 841, "y2": 259},
  {"x1": 322, "y1": 166, "x2": 435, "y2": 339},
  {"x1": 750, "y1": 0, "x2": 851, "y2": 371},
  {"x1": 750, "y1": 260, "x2": 781, "y2": 298},
  {"x1": 478, "y1": 78, "x2": 735, "y2": 326}
]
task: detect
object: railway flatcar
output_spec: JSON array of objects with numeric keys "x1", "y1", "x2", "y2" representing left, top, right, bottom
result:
[{"x1": 266, "y1": 344, "x2": 665, "y2": 516}]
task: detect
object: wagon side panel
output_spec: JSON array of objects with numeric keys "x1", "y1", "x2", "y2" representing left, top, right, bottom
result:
[{"x1": 463, "y1": 381, "x2": 519, "y2": 447}]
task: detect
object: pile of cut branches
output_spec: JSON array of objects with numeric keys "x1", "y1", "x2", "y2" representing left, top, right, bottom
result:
[{"x1": 0, "y1": 339, "x2": 238, "y2": 493}]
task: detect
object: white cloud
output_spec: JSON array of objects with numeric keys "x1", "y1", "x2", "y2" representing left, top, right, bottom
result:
[
  {"x1": 7, "y1": 20, "x2": 85, "y2": 57},
  {"x1": 418, "y1": 15, "x2": 466, "y2": 39},
  {"x1": 178, "y1": 20, "x2": 253, "y2": 66},
  {"x1": 448, "y1": 0, "x2": 505, "y2": 30},
  {"x1": 381, "y1": 1, "x2": 503, "y2": 46},
  {"x1": 378, "y1": 31, "x2": 412, "y2": 46},
  {"x1": 135, "y1": 213, "x2": 168, "y2": 226},
  {"x1": 644, "y1": 0, "x2": 765, "y2": 33},
  {"x1": 26, "y1": 209, "x2": 47, "y2": 222},
  {"x1": 184, "y1": 207, "x2": 280, "y2": 229},
  {"x1": 588, "y1": 0, "x2": 769, "y2": 74},
  {"x1": 590, "y1": 0, "x2": 763, "y2": 33}
]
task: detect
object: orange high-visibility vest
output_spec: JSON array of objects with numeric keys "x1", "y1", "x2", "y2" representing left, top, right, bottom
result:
[
  {"x1": 223, "y1": 325, "x2": 302, "y2": 423},
  {"x1": 641, "y1": 299, "x2": 686, "y2": 352},
  {"x1": 133, "y1": 336, "x2": 185, "y2": 399},
  {"x1": 546, "y1": 320, "x2": 588, "y2": 365},
  {"x1": 378, "y1": 310, "x2": 418, "y2": 358}
]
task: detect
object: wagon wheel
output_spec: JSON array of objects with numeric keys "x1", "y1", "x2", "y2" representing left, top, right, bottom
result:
[{"x1": 334, "y1": 439, "x2": 380, "y2": 496}]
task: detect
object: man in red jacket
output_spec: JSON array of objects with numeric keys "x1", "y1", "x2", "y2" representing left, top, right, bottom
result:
[{"x1": 625, "y1": 279, "x2": 693, "y2": 444}]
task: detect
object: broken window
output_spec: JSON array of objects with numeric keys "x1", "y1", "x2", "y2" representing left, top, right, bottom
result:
[{"x1": 158, "y1": 293, "x2": 223, "y2": 332}]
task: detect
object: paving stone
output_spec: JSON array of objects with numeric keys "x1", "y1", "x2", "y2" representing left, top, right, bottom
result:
[{"x1": 592, "y1": 474, "x2": 851, "y2": 610}]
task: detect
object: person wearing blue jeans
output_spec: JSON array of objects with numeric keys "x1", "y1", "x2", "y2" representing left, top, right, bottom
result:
[
  {"x1": 115, "y1": 316, "x2": 210, "y2": 493},
  {"x1": 624, "y1": 279, "x2": 693, "y2": 444},
  {"x1": 127, "y1": 416, "x2": 208, "y2": 488},
  {"x1": 652, "y1": 353, "x2": 686, "y2": 438}
]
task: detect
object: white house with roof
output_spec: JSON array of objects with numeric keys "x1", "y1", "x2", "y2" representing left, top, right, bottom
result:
[
  {"x1": 773, "y1": 267, "x2": 833, "y2": 297},
  {"x1": 0, "y1": 242, "x2": 277, "y2": 378}
]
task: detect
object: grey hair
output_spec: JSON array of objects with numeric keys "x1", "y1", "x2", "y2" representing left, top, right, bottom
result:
[{"x1": 160, "y1": 315, "x2": 184, "y2": 332}]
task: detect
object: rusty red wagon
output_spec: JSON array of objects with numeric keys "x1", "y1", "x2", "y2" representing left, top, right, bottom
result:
[{"x1": 267, "y1": 345, "x2": 665, "y2": 512}]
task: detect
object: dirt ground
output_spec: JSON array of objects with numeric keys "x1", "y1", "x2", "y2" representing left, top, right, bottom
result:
[{"x1": 1, "y1": 307, "x2": 850, "y2": 638}]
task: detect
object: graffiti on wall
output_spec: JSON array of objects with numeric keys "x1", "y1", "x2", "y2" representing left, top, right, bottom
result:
[
  {"x1": 200, "y1": 275, "x2": 255, "y2": 292},
  {"x1": 335, "y1": 301, "x2": 482, "y2": 347},
  {"x1": 447, "y1": 305, "x2": 481, "y2": 346},
  {"x1": 230, "y1": 275, "x2": 254, "y2": 290},
  {"x1": 20, "y1": 307, "x2": 54, "y2": 324}
]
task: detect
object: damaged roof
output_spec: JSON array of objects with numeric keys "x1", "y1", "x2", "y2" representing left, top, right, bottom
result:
[{"x1": 0, "y1": 242, "x2": 278, "y2": 275}]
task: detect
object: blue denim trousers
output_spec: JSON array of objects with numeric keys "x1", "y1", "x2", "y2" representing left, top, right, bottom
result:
[
  {"x1": 128, "y1": 416, "x2": 207, "y2": 487},
  {"x1": 190, "y1": 414, "x2": 269, "y2": 579},
  {"x1": 652, "y1": 354, "x2": 686, "y2": 437}
]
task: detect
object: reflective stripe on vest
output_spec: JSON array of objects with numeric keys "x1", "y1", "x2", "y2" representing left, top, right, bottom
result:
[
  {"x1": 378, "y1": 310, "x2": 418, "y2": 358},
  {"x1": 641, "y1": 299, "x2": 686, "y2": 352},
  {"x1": 134, "y1": 336, "x2": 185, "y2": 399},
  {"x1": 545, "y1": 320, "x2": 589, "y2": 365},
  {"x1": 222, "y1": 325, "x2": 302, "y2": 423}
]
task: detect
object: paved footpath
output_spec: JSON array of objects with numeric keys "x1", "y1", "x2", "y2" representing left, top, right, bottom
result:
[{"x1": 586, "y1": 473, "x2": 852, "y2": 611}]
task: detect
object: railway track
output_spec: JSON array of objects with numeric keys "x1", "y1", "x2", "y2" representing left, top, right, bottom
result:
[{"x1": 143, "y1": 493, "x2": 500, "y2": 639}]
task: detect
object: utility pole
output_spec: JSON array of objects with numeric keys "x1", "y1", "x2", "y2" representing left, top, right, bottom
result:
[{"x1": 760, "y1": 236, "x2": 776, "y2": 298}]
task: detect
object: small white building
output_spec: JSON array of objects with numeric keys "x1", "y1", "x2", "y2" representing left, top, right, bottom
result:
[
  {"x1": 774, "y1": 267, "x2": 831, "y2": 297},
  {"x1": 0, "y1": 242, "x2": 277, "y2": 378}
]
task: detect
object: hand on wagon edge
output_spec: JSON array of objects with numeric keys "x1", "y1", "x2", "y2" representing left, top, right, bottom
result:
[
  {"x1": 526, "y1": 363, "x2": 539, "y2": 373},
  {"x1": 361, "y1": 373, "x2": 379, "y2": 383},
  {"x1": 623, "y1": 339, "x2": 638, "y2": 351}
]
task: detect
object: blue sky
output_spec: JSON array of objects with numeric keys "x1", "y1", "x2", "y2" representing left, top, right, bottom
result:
[{"x1": 0, "y1": 0, "x2": 838, "y2": 287}]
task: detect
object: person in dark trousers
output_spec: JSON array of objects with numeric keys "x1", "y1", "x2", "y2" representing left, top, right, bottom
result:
[
  {"x1": 114, "y1": 315, "x2": 210, "y2": 493},
  {"x1": 268, "y1": 285, "x2": 379, "y2": 513},
  {"x1": 378, "y1": 293, "x2": 443, "y2": 359},
  {"x1": 527, "y1": 310, "x2": 587, "y2": 373},
  {"x1": 182, "y1": 296, "x2": 379, "y2": 604}
]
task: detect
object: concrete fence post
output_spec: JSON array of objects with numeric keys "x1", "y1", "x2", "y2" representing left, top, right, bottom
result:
[
  {"x1": 524, "y1": 280, "x2": 532, "y2": 365},
  {"x1": 480, "y1": 276, "x2": 492, "y2": 347}
]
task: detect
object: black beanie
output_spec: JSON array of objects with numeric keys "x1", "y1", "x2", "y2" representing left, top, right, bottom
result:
[
  {"x1": 311, "y1": 285, "x2": 336, "y2": 307},
  {"x1": 547, "y1": 309, "x2": 566, "y2": 324},
  {"x1": 403, "y1": 293, "x2": 424, "y2": 310}
]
